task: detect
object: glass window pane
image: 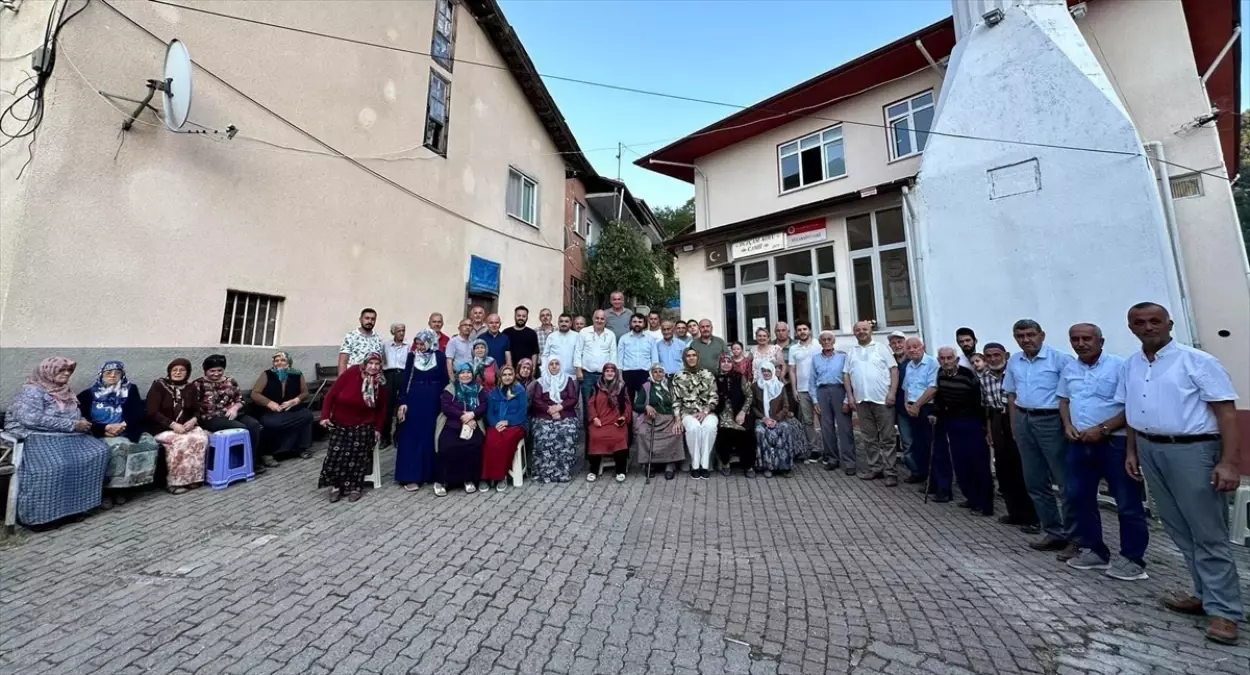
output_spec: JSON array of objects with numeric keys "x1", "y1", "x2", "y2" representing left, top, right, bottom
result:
[
  {"x1": 876, "y1": 208, "x2": 905, "y2": 245},
  {"x1": 264, "y1": 300, "x2": 279, "y2": 346},
  {"x1": 800, "y1": 147, "x2": 823, "y2": 185},
  {"x1": 742, "y1": 292, "x2": 771, "y2": 341},
  {"x1": 852, "y1": 257, "x2": 877, "y2": 325},
  {"x1": 880, "y1": 248, "x2": 915, "y2": 327},
  {"x1": 220, "y1": 294, "x2": 234, "y2": 343},
  {"x1": 780, "y1": 154, "x2": 800, "y2": 191},
  {"x1": 892, "y1": 119, "x2": 912, "y2": 158},
  {"x1": 433, "y1": 35, "x2": 452, "y2": 69},
  {"x1": 824, "y1": 139, "x2": 845, "y2": 178},
  {"x1": 773, "y1": 250, "x2": 812, "y2": 280},
  {"x1": 818, "y1": 278, "x2": 838, "y2": 333},
  {"x1": 799, "y1": 134, "x2": 820, "y2": 150},
  {"x1": 522, "y1": 180, "x2": 536, "y2": 222},
  {"x1": 506, "y1": 171, "x2": 521, "y2": 216},
  {"x1": 790, "y1": 280, "x2": 812, "y2": 329},
  {"x1": 914, "y1": 92, "x2": 934, "y2": 108},
  {"x1": 816, "y1": 245, "x2": 835, "y2": 274},
  {"x1": 724, "y1": 293, "x2": 739, "y2": 345},
  {"x1": 821, "y1": 127, "x2": 842, "y2": 143},
  {"x1": 775, "y1": 283, "x2": 788, "y2": 325},
  {"x1": 847, "y1": 214, "x2": 873, "y2": 251},
  {"x1": 913, "y1": 106, "x2": 934, "y2": 152},
  {"x1": 231, "y1": 295, "x2": 248, "y2": 344},
  {"x1": 780, "y1": 142, "x2": 798, "y2": 156},
  {"x1": 886, "y1": 102, "x2": 909, "y2": 119},
  {"x1": 739, "y1": 261, "x2": 769, "y2": 284},
  {"x1": 722, "y1": 266, "x2": 735, "y2": 290}
]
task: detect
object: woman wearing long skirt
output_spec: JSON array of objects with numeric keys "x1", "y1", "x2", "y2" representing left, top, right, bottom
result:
[
  {"x1": 146, "y1": 358, "x2": 210, "y2": 493},
  {"x1": 318, "y1": 352, "x2": 388, "y2": 502},
  {"x1": 713, "y1": 354, "x2": 757, "y2": 478},
  {"x1": 4, "y1": 357, "x2": 111, "y2": 526},
  {"x1": 673, "y1": 348, "x2": 718, "y2": 480},
  {"x1": 586, "y1": 363, "x2": 630, "y2": 483},
  {"x1": 528, "y1": 357, "x2": 580, "y2": 483},
  {"x1": 251, "y1": 351, "x2": 314, "y2": 459},
  {"x1": 481, "y1": 365, "x2": 528, "y2": 492},
  {"x1": 633, "y1": 363, "x2": 685, "y2": 480},
  {"x1": 395, "y1": 330, "x2": 448, "y2": 492},
  {"x1": 434, "y1": 363, "x2": 487, "y2": 496},
  {"x1": 752, "y1": 361, "x2": 803, "y2": 477},
  {"x1": 77, "y1": 360, "x2": 159, "y2": 505}
]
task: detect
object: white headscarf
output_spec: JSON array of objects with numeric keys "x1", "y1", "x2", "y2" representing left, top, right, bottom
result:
[
  {"x1": 758, "y1": 360, "x2": 784, "y2": 416},
  {"x1": 540, "y1": 357, "x2": 571, "y2": 401}
]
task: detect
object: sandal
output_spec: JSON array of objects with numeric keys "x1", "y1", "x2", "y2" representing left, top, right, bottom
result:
[
  {"x1": 402, "y1": 483, "x2": 422, "y2": 492},
  {"x1": 347, "y1": 490, "x2": 362, "y2": 503},
  {"x1": 328, "y1": 488, "x2": 341, "y2": 503},
  {"x1": 167, "y1": 487, "x2": 189, "y2": 495},
  {"x1": 299, "y1": 450, "x2": 313, "y2": 459},
  {"x1": 433, "y1": 483, "x2": 447, "y2": 497}
]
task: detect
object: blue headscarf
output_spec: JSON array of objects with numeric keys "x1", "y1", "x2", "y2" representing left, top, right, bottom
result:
[
  {"x1": 89, "y1": 360, "x2": 130, "y2": 424},
  {"x1": 452, "y1": 362, "x2": 482, "y2": 408},
  {"x1": 270, "y1": 351, "x2": 300, "y2": 383}
]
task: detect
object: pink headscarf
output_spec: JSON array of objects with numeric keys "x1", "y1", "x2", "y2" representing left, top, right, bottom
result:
[{"x1": 27, "y1": 356, "x2": 77, "y2": 411}]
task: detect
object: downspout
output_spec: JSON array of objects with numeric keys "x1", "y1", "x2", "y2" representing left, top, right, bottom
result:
[
  {"x1": 1144, "y1": 141, "x2": 1200, "y2": 348},
  {"x1": 900, "y1": 184, "x2": 932, "y2": 343}
]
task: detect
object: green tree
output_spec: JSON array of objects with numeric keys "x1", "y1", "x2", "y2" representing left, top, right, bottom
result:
[
  {"x1": 1235, "y1": 110, "x2": 1250, "y2": 253},
  {"x1": 585, "y1": 221, "x2": 676, "y2": 309},
  {"x1": 652, "y1": 197, "x2": 695, "y2": 240}
]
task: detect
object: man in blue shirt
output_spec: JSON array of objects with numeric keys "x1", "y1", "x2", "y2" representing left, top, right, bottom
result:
[
  {"x1": 900, "y1": 337, "x2": 938, "y2": 487},
  {"x1": 479, "y1": 313, "x2": 512, "y2": 368},
  {"x1": 810, "y1": 331, "x2": 855, "y2": 474},
  {"x1": 618, "y1": 314, "x2": 659, "y2": 400},
  {"x1": 655, "y1": 321, "x2": 686, "y2": 377},
  {"x1": 1056, "y1": 323, "x2": 1147, "y2": 580},
  {"x1": 1003, "y1": 318, "x2": 1076, "y2": 553}
]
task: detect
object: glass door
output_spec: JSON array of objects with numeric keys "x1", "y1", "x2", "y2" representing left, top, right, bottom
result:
[
  {"x1": 739, "y1": 287, "x2": 773, "y2": 343},
  {"x1": 784, "y1": 275, "x2": 821, "y2": 334}
]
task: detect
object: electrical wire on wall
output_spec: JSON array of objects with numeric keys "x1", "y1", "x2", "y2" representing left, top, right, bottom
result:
[{"x1": 0, "y1": 0, "x2": 91, "y2": 178}]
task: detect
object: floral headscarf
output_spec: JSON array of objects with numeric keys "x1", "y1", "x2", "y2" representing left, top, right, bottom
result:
[
  {"x1": 89, "y1": 360, "x2": 130, "y2": 424},
  {"x1": 360, "y1": 352, "x2": 385, "y2": 408},
  {"x1": 28, "y1": 356, "x2": 77, "y2": 411},
  {"x1": 470, "y1": 338, "x2": 494, "y2": 380},
  {"x1": 412, "y1": 329, "x2": 439, "y2": 371},
  {"x1": 452, "y1": 362, "x2": 482, "y2": 408},
  {"x1": 515, "y1": 358, "x2": 535, "y2": 387}
]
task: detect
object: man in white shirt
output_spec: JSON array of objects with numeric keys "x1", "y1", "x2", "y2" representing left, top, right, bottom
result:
[
  {"x1": 843, "y1": 320, "x2": 899, "y2": 485},
  {"x1": 575, "y1": 309, "x2": 617, "y2": 425},
  {"x1": 644, "y1": 311, "x2": 664, "y2": 342},
  {"x1": 380, "y1": 322, "x2": 409, "y2": 448},
  {"x1": 468, "y1": 305, "x2": 488, "y2": 339},
  {"x1": 542, "y1": 313, "x2": 579, "y2": 377},
  {"x1": 787, "y1": 321, "x2": 821, "y2": 461},
  {"x1": 1119, "y1": 302, "x2": 1242, "y2": 645}
]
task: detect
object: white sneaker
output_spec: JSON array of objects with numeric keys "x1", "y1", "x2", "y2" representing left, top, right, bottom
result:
[
  {"x1": 586, "y1": 472, "x2": 597, "y2": 482},
  {"x1": 464, "y1": 482, "x2": 477, "y2": 494},
  {"x1": 433, "y1": 483, "x2": 447, "y2": 497},
  {"x1": 615, "y1": 474, "x2": 626, "y2": 483}
]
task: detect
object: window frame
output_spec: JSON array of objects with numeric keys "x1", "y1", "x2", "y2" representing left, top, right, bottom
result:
[
  {"x1": 506, "y1": 167, "x2": 540, "y2": 228},
  {"x1": 777, "y1": 124, "x2": 847, "y2": 194},
  {"x1": 721, "y1": 243, "x2": 839, "y2": 340},
  {"x1": 847, "y1": 207, "x2": 915, "y2": 330},
  {"x1": 423, "y1": 69, "x2": 451, "y2": 156},
  {"x1": 884, "y1": 90, "x2": 935, "y2": 162},
  {"x1": 431, "y1": 0, "x2": 457, "y2": 72},
  {"x1": 572, "y1": 200, "x2": 586, "y2": 236},
  {"x1": 219, "y1": 290, "x2": 284, "y2": 347}
]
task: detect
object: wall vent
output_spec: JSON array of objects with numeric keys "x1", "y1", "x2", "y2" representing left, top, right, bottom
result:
[{"x1": 1168, "y1": 173, "x2": 1202, "y2": 199}]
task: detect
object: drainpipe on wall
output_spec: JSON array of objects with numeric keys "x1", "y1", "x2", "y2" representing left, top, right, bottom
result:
[
  {"x1": 1144, "y1": 141, "x2": 1200, "y2": 348},
  {"x1": 900, "y1": 185, "x2": 932, "y2": 344}
]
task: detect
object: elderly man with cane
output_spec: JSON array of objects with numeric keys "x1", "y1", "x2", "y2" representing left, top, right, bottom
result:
[
  {"x1": 900, "y1": 337, "x2": 940, "y2": 496},
  {"x1": 929, "y1": 346, "x2": 990, "y2": 511}
]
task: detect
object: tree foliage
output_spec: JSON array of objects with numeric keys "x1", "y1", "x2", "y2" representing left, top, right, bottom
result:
[
  {"x1": 585, "y1": 220, "x2": 676, "y2": 309},
  {"x1": 652, "y1": 197, "x2": 696, "y2": 240},
  {"x1": 1235, "y1": 110, "x2": 1250, "y2": 254}
]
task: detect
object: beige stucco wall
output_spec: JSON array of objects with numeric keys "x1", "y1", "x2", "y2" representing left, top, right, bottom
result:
[
  {"x1": 0, "y1": 1, "x2": 568, "y2": 396},
  {"x1": 692, "y1": 69, "x2": 943, "y2": 231},
  {"x1": 1079, "y1": 0, "x2": 1250, "y2": 401}
]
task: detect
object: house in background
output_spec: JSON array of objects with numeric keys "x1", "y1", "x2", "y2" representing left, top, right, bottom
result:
[{"x1": 563, "y1": 173, "x2": 663, "y2": 315}]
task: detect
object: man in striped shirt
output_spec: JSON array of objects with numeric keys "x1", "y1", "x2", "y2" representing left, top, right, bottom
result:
[{"x1": 980, "y1": 343, "x2": 1038, "y2": 529}]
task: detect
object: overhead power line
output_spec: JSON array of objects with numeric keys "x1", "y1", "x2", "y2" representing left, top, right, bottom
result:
[{"x1": 143, "y1": 0, "x2": 1229, "y2": 182}]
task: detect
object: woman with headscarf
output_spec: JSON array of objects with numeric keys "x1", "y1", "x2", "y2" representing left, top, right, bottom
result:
[
  {"x1": 434, "y1": 363, "x2": 487, "y2": 496},
  {"x1": 3, "y1": 357, "x2": 110, "y2": 526},
  {"x1": 752, "y1": 360, "x2": 802, "y2": 477},
  {"x1": 586, "y1": 362, "x2": 630, "y2": 483},
  {"x1": 318, "y1": 352, "x2": 388, "y2": 502},
  {"x1": 250, "y1": 351, "x2": 314, "y2": 460},
  {"x1": 469, "y1": 339, "x2": 497, "y2": 393},
  {"x1": 481, "y1": 365, "x2": 528, "y2": 492},
  {"x1": 76, "y1": 360, "x2": 159, "y2": 503},
  {"x1": 528, "y1": 356, "x2": 580, "y2": 483},
  {"x1": 395, "y1": 329, "x2": 448, "y2": 492},
  {"x1": 146, "y1": 358, "x2": 210, "y2": 493},
  {"x1": 195, "y1": 354, "x2": 269, "y2": 472},
  {"x1": 633, "y1": 362, "x2": 684, "y2": 480},
  {"x1": 673, "y1": 348, "x2": 718, "y2": 479},
  {"x1": 713, "y1": 353, "x2": 757, "y2": 478},
  {"x1": 513, "y1": 357, "x2": 537, "y2": 473},
  {"x1": 515, "y1": 358, "x2": 536, "y2": 389}
]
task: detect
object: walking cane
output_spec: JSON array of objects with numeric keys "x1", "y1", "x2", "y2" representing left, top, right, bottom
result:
[
  {"x1": 644, "y1": 416, "x2": 655, "y2": 485},
  {"x1": 923, "y1": 417, "x2": 937, "y2": 505}
]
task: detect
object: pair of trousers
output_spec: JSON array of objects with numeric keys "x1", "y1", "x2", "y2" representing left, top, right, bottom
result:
[
  {"x1": 622, "y1": 370, "x2": 649, "y2": 446},
  {"x1": 682, "y1": 414, "x2": 718, "y2": 470},
  {"x1": 588, "y1": 450, "x2": 629, "y2": 476},
  {"x1": 579, "y1": 372, "x2": 601, "y2": 448},
  {"x1": 1065, "y1": 436, "x2": 1148, "y2": 563},
  {"x1": 714, "y1": 426, "x2": 756, "y2": 470},
  {"x1": 857, "y1": 402, "x2": 897, "y2": 477},
  {"x1": 794, "y1": 392, "x2": 820, "y2": 459},
  {"x1": 902, "y1": 405, "x2": 933, "y2": 477},
  {"x1": 987, "y1": 408, "x2": 1037, "y2": 524},
  {"x1": 1138, "y1": 437, "x2": 1243, "y2": 621},
  {"x1": 381, "y1": 369, "x2": 404, "y2": 442},
  {"x1": 938, "y1": 416, "x2": 992, "y2": 512},
  {"x1": 1012, "y1": 410, "x2": 1075, "y2": 539},
  {"x1": 816, "y1": 384, "x2": 855, "y2": 469},
  {"x1": 201, "y1": 414, "x2": 265, "y2": 459}
]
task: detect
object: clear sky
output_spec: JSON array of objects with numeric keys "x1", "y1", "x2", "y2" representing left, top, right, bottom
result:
[{"x1": 498, "y1": 0, "x2": 955, "y2": 208}]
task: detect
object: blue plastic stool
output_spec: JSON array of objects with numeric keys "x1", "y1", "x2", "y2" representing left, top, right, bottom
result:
[{"x1": 205, "y1": 428, "x2": 255, "y2": 490}]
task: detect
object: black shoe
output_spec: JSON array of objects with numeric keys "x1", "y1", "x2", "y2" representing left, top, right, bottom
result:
[
  {"x1": 1028, "y1": 534, "x2": 1068, "y2": 551},
  {"x1": 745, "y1": 468, "x2": 756, "y2": 478},
  {"x1": 933, "y1": 493, "x2": 953, "y2": 503},
  {"x1": 974, "y1": 509, "x2": 993, "y2": 517},
  {"x1": 903, "y1": 475, "x2": 925, "y2": 484},
  {"x1": 957, "y1": 500, "x2": 971, "y2": 509},
  {"x1": 824, "y1": 463, "x2": 838, "y2": 471},
  {"x1": 1018, "y1": 524, "x2": 1041, "y2": 535},
  {"x1": 719, "y1": 467, "x2": 731, "y2": 477},
  {"x1": 690, "y1": 470, "x2": 699, "y2": 479},
  {"x1": 664, "y1": 469, "x2": 675, "y2": 481},
  {"x1": 997, "y1": 514, "x2": 1034, "y2": 526},
  {"x1": 844, "y1": 468, "x2": 856, "y2": 476}
]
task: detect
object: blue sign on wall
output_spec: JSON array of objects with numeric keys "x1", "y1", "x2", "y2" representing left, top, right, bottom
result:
[{"x1": 467, "y1": 255, "x2": 501, "y2": 296}]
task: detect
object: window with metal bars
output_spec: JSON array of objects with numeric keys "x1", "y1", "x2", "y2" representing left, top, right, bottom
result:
[{"x1": 219, "y1": 290, "x2": 284, "y2": 347}]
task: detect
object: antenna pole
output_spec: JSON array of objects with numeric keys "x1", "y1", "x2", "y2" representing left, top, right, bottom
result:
[
  {"x1": 616, "y1": 142, "x2": 622, "y2": 180},
  {"x1": 121, "y1": 79, "x2": 161, "y2": 131}
]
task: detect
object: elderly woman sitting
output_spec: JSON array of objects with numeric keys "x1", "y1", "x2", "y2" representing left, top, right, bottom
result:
[
  {"x1": 469, "y1": 339, "x2": 497, "y2": 393},
  {"x1": 77, "y1": 360, "x2": 159, "y2": 504},
  {"x1": 251, "y1": 351, "x2": 314, "y2": 460},
  {"x1": 146, "y1": 358, "x2": 210, "y2": 494},
  {"x1": 3, "y1": 357, "x2": 111, "y2": 527}
]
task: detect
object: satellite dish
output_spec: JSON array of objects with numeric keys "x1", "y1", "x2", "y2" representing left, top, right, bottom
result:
[{"x1": 162, "y1": 40, "x2": 192, "y2": 131}]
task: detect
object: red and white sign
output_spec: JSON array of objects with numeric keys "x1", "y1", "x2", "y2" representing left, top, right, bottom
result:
[{"x1": 785, "y1": 218, "x2": 827, "y2": 248}]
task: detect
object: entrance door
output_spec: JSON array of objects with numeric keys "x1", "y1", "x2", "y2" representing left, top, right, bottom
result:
[
  {"x1": 739, "y1": 288, "x2": 773, "y2": 343},
  {"x1": 784, "y1": 275, "x2": 821, "y2": 334}
]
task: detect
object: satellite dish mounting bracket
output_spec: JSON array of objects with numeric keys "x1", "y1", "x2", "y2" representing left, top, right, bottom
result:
[{"x1": 121, "y1": 77, "x2": 173, "y2": 131}]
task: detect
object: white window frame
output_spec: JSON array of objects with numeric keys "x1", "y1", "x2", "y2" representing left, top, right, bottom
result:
[
  {"x1": 220, "y1": 290, "x2": 284, "y2": 347},
  {"x1": 506, "y1": 167, "x2": 539, "y2": 227},
  {"x1": 847, "y1": 207, "x2": 915, "y2": 330},
  {"x1": 885, "y1": 90, "x2": 935, "y2": 161},
  {"x1": 572, "y1": 200, "x2": 585, "y2": 236},
  {"x1": 777, "y1": 124, "x2": 846, "y2": 194}
]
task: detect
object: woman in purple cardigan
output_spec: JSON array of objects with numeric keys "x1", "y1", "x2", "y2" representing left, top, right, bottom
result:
[
  {"x1": 526, "y1": 357, "x2": 581, "y2": 483},
  {"x1": 433, "y1": 363, "x2": 487, "y2": 497}
]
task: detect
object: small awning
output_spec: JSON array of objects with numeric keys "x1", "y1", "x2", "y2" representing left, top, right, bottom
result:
[{"x1": 467, "y1": 255, "x2": 501, "y2": 297}]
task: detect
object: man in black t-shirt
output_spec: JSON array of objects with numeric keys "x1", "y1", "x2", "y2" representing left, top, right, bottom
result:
[{"x1": 503, "y1": 305, "x2": 540, "y2": 370}]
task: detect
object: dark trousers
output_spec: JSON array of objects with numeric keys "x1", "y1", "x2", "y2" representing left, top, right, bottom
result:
[
  {"x1": 903, "y1": 405, "x2": 933, "y2": 478},
  {"x1": 201, "y1": 414, "x2": 264, "y2": 459},
  {"x1": 1065, "y1": 436, "x2": 1149, "y2": 564},
  {"x1": 381, "y1": 369, "x2": 404, "y2": 442},
  {"x1": 623, "y1": 370, "x2": 649, "y2": 446},
  {"x1": 580, "y1": 372, "x2": 602, "y2": 452},
  {"x1": 714, "y1": 426, "x2": 757, "y2": 470},
  {"x1": 589, "y1": 450, "x2": 629, "y2": 476},
  {"x1": 924, "y1": 415, "x2": 954, "y2": 497},
  {"x1": 987, "y1": 408, "x2": 1037, "y2": 524},
  {"x1": 938, "y1": 416, "x2": 993, "y2": 513}
]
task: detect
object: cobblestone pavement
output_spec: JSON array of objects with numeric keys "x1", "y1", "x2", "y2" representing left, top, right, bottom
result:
[{"x1": 1, "y1": 444, "x2": 1247, "y2": 675}]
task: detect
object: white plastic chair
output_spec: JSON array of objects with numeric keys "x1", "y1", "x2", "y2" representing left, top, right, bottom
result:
[
  {"x1": 0, "y1": 431, "x2": 22, "y2": 535},
  {"x1": 364, "y1": 443, "x2": 382, "y2": 488},
  {"x1": 510, "y1": 440, "x2": 526, "y2": 487},
  {"x1": 1230, "y1": 480, "x2": 1250, "y2": 547}
]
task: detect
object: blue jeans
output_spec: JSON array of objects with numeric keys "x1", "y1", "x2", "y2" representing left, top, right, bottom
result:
[
  {"x1": 580, "y1": 372, "x2": 602, "y2": 424},
  {"x1": 939, "y1": 417, "x2": 992, "y2": 512},
  {"x1": 1138, "y1": 437, "x2": 1243, "y2": 621},
  {"x1": 1013, "y1": 411, "x2": 1075, "y2": 539},
  {"x1": 1064, "y1": 436, "x2": 1148, "y2": 563},
  {"x1": 903, "y1": 405, "x2": 933, "y2": 478}
]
